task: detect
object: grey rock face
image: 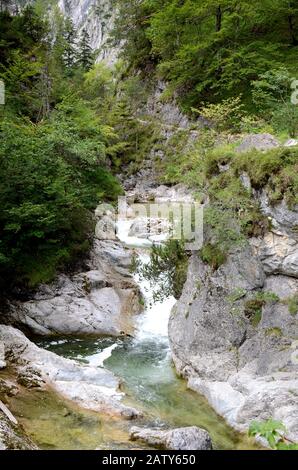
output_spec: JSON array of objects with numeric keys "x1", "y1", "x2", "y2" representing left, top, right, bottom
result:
[
  {"x1": 5, "y1": 207, "x2": 141, "y2": 337},
  {"x1": 258, "y1": 192, "x2": 298, "y2": 238},
  {"x1": 58, "y1": 0, "x2": 117, "y2": 63},
  {"x1": 130, "y1": 426, "x2": 212, "y2": 450},
  {"x1": 7, "y1": 264, "x2": 140, "y2": 337},
  {"x1": 236, "y1": 134, "x2": 280, "y2": 153},
  {"x1": 0, "y1": 325, "x2": 140, "y2": 419},
  {"x1": 0, "y1": 341, "x2": 6, "y2": 369},
  {"x1": 0, "y1": 414, "x2": 37, "y2": 450},
  {"x1": 169, "y1": 247, "x2": 298, "y2": 442},
  {"x1": 252, "y1": 231, "x2": 298, "y2": 278}
]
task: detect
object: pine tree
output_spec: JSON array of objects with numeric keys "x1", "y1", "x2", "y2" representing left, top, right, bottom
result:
[
  {"x1": 78, "y1": 28, "x2": 93, "y2": 71},
  {"x1": 62, "y1": 17, "x2": 77, "y2": 72}
]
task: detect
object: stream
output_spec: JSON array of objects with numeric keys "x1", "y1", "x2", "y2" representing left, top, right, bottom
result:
[{"x1": 11, "y1": 217, "x2": 257, "y2": 450}]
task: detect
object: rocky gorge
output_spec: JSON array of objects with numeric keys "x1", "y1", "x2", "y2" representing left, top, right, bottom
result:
[{"x1": 0, "y1": 0, "x2": 297, "y2": 452}]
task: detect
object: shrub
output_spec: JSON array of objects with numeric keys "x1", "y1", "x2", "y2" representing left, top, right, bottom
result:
[
  {"x1": 249, "y1": 419, "x2": 298, "y2": 450},
  {"x1": 200, "y1": 244, "x2": 227, "y2": 270},
  {"x1": 287, "y1": 294, "x2": 298, "y2": 316},
  {"x1": 134, "y1": 240, "x2": 188, "y2": 301}
]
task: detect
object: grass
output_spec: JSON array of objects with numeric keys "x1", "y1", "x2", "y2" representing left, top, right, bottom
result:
[{"x1": 286, "y1": 294, "x2": 298, "y2": 316}]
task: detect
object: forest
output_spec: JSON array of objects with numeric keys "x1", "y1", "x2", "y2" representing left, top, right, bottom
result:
[{"x1": 1, "y1": 0, "x2": 298, "y2": 289}]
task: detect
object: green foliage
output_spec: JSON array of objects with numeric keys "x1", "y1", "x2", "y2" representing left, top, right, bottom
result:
[
  {"x1": 193, "y1": 97, "x2": 245, "y2": 133},
  {"x1": 244, "y1": 292, "x2": 279, "y2": 327},
  {"x1": 200, "y1": 243, "x2": 227, "y2": 270},
  {"x1": 287, "y1": 294, "x2": 298, "y2": 316},
  {"x1": 249, "y1": 419, "x2": 298, "y2": 450},
  {"x1": 235, "y1": 147, "x2": 298, "y2": 207},
  {"x1": 0, "y1": 8, "x2": 124, "y2": 290},
  {"x1": 252, "y1": 68, "x2": 298, "y2": 137},
  {"x1": 134, "y1": 240, "x2": 188, "y2": 301},
  {"x1": 113, "y1": 0, "x2": 298, "y2": 109},
  {"x1": 77, "y1": 28, "x2": 94, "y2": 71}
]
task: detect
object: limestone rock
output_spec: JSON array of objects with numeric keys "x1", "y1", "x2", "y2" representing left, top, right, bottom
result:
[
  {"x1": 236, "y1": 134, "x2": 280, "y2": 153},
  {"x1": 130, "y1": 426, "x2": 212, "y2": 450},
  {"x1": 5, "y1": 238, "x2": 140, "y2": 337},
  {"x1": 169, "y1": 247, "x2": 298, "y2": 443},
  {"x1": 0, "y1": 414, "x2": 37, "y2": 450},
  {"x1": 0, "y1": 325, "x2": 140, "y2": 419},
  {"x1": 0, "y1": 341, "x2": 6, "y2": 369}
]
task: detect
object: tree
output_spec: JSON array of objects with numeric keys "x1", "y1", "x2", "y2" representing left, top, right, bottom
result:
[
  {"x1": 61, "y1": 17, "x2": 77, "y2": 72},
  {"x1": 78, "y1": 28, "x2": 94, "y2": 71}
]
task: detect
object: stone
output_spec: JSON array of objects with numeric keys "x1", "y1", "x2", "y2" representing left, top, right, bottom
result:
[
  {"x1": 0, "y1": 325, "x2": 141, "y2": 419},
  {"x1": 130, "y1": 426, "x2": 212, "y2": 450},
  {"x1": 0, "y1": 341, "x2": 6, "y2": 369},
  {"x1": 284, "y1": 139, "x2": 298, "y2": 147},
  {"x1": 0, "y1": 414, "x2": 37, "y2": 450},
  {"x1": 169, "y1": 247, "x2": 298, "y2": 443},
  {"x1": 252, "y1": 232, "x2": 298, "y2": 278},
  {"x1": 236, "y1": 134, "x2": 280, "y2": 153},
  {"x1": 5, "y1": 238, "x2": 140, "y2": 337},
  {"x1": 128, "y1": 217, "x2": 171, "y2": 240}
]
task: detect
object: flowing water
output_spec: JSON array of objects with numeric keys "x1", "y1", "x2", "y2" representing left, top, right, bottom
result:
[{"x1": 26, "y1": 218, "x2": 257, "y2": 450}]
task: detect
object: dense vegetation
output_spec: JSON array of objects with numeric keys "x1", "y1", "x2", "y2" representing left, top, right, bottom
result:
[
  {"x1": 1, "y1": 1, "x2": 298, "y2": 294},
  {"x1": 113, "y1": 0, "x2": 298, "y2": 110},
  {"x1": 0, "y1": 5, "x2": 125, "y2": 290}
]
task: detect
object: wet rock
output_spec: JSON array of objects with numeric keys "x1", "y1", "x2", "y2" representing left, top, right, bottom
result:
[
  {"x1": 0, "y1": 325, "x2": 141, "y2": 419},
  {"x1": 130, "y1": 426, "x2": 212, "y2": 450},
  {"x1": 17, "y1": 366, "x2": 45, "y2": 389},
  {"x1": 236, "y1": 134, "x2": 280, "y2": 153},
  {"x1": 128, "y1": 217, "x2": 171, "y2": 240},
  {"x1": 0, "y1": 378, "x2": 18, "y2": 397}
]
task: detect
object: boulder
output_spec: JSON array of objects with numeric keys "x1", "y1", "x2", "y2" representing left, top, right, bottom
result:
[
  {"x1": 128, "y1": 217, "x2": 171, "y2": 240},
  {"x1": 5, "y1": 239, "x2": 140, "y2": 337},
  {"x1": 0, "y1": 325, "x2": 140, "y2": 420},
  {"x1": 236, "y1": 134, "x2": 280, "y2": 153},
  {"x1": 130, "y1": 426, "x2": 212, "y2": 450}
]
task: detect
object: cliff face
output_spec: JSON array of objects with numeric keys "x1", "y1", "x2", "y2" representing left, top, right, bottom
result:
[
  {"x1": 169, "y1": 173, "x2": 298, "y2": 442},
  {"x1": 14, "y1": 0, "x2": 117, "y2": 61},
  {"x1": 58, "y1": 0, "x2": 117, "y2": 61}
]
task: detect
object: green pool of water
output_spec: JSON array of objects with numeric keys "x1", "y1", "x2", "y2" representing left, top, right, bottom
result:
[{"x1": 35, "y1": 336, "x2": 257, "y2": 450}]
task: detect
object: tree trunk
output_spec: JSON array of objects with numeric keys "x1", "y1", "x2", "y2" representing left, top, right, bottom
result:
[
  {"x1": 216, "y1": 5, "x2": 222, "y2": 32},
  {"x1": 288, "y1": 15, "x2": 298, "y2": 46}
]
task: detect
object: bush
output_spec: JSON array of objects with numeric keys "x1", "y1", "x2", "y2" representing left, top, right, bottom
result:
[
  {"x1": 193, "y1": 97, "x2": 245, "y2": 133},
  {"x1": 200, "y1": 244, "x2": 227, "y2": 270},
  {"x1": 134, "y1": 240, "x2": 188, "y2": 301}
]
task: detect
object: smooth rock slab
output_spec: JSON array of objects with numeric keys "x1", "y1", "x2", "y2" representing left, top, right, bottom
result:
[
  {"x1": 130, "y1": 426, "x2": 212, "y2": 450},
  {"x1": 0, "y1": 325, "x2": 140, "y2": 420}
]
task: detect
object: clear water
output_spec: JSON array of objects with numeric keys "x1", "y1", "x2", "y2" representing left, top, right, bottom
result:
[{"x1": 15, "y1": 217, "x2": 257, "y2": 450}]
